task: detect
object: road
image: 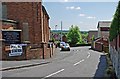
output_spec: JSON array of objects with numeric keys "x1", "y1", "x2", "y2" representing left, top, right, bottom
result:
[{"x1": 2, "y1": 46, "x2": 107, "y2": 78}]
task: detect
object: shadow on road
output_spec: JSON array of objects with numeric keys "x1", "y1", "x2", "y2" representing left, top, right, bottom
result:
[{"x1": 93, "y1": 55, "x2": 107, "y2": 79}]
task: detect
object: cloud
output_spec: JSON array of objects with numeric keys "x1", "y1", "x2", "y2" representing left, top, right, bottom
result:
[
  {"x1": 87, "y1": 16, "x2": 96, "y2": 19},
  {"x1": 79, "y1": 14, "x2": 85, "y2": 17},
  {"x1": 66, "y1": 6, "x2": 75, "y2": 10},
  {"x1": 66, "y1": 6, "x2": 81, "y2": 10},
  {"x1": 76, "y1": 7, "x2": 81, "y2": 10},
  {"x1": 64, "y1": 0, "x2": 68, "y2": 2}
]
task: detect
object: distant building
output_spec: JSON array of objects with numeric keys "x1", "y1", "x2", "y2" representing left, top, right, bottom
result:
[
  {"x1": 87, "y1": 30, "x2": 98, "y2": 44},
  {"x1": 92, "y1": 21, "x2": 111, "y2": 52},
  {"x1": 97, "y1": 21, "x2": 111, "y2": 39}
]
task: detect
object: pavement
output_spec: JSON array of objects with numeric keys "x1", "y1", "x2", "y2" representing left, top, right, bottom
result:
[
  {"x1": 1, "y1": 48, "x2": 59, "y2": 71},
  {"x1": 1, "y1": 59, "x2": 52, "y2": 71}
]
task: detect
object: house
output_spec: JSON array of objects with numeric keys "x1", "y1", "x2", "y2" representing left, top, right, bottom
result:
[
  {"x1": 1, "y1": 2, "x2": 55, "y2": 60},
  {"x1": 92, "y1": 21, "x2": 111, "y2": 52},
  {"x1": 87, "y1": 30, "x2": 98, "y2": 44},
  {"x1": 97, "y1": 21, "x2": 111, "y2": 39}
]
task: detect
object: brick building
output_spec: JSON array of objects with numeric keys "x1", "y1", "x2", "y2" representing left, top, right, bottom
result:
[
  {"x1": 3, "y1": 2, "x2": 50, "y2": 44},
  {"x1": 97, "y1": 21, "x2": 111, "y2": 39},
  {"x1": 87, "y1": 30, "x2": 98, "y2": 44},
  {"x1": 1, "y1": 2, "x2": 55, "y2": 60},
  {"x1": 92, "y1": 21, "x2": 111, "y2": 52}
]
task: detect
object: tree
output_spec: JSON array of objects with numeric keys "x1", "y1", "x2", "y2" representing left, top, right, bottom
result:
[
  {"x1": 67, "y1": 25, "x2": 83, "y2": 45},
  {"x1": 110, "y1": 1, "x2": 120, "y2": 41},
  {"x1": 91, "y1": 35, "x2": 95, "y2": 41}
]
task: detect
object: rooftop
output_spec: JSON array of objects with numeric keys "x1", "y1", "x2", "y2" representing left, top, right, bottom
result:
[{"x1": 97, "y1": 21, "x2": 111, "y2": 28}]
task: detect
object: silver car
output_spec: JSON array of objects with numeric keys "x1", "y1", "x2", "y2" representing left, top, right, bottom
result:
[{"x1": 61, "y1": 43, "x2": 70, "y2": 51}]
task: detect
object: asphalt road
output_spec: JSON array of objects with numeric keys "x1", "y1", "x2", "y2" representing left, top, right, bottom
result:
[{"x1": 2, "y1": 46, "x2": 107, "y2": 78}]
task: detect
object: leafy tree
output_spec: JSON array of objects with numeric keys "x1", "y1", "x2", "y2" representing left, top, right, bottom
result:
[
  {"x1": 110, "y1": 1, "x2": 120, "y2": 41},
  {"x1": 67, "y1": 25, "x2": 83, "y2": 45},
  {"x1": 91, "y1": 35, "x2": 95, "y2": 41}
]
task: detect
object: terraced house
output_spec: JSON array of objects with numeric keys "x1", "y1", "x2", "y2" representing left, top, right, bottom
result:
[{"x1": 1, "y1": 2, "x2": 55, "y2": 60}]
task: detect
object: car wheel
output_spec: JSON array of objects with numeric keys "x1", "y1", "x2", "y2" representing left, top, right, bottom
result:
[{"x1": 68, "y1": 48, "x2": 70, "y2": 51}]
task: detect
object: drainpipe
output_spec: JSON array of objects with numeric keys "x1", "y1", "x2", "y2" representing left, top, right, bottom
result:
[{"x1": 41, "y1": 42, "x2": 44, "y2": 59}]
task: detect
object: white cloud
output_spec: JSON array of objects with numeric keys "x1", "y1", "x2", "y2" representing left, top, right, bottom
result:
[
  {"x1": 87, "y1": 16, "x2": 96, "y2": 19},
  {"x1": 76, "y1": 7, "x2": 81, "y2": 10},
  {"x1": 79, "y1": 14, "x2": 85, "y2": 17},
  {"x1": 66, "y1": 6, "x2": 75, "y2": 10},
  {"x1": 70, "y1": 6, "x2": 75, "y2": 9},
  {"x1": 64, "y1": 0, "x2": 68, "y2": 2},
  {"x1": 66, "y1": 6, "x2": 81, "y2": 10}
]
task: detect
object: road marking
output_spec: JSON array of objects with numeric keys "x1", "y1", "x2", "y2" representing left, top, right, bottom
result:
[
  {"x1": 87, "y1": 54, "x2": 90, "y2": 58},
  {"x1": 44, "y1": 69, "x2": 64, "y2": 78},
  {"x1": 74, "y1": 59, "x2": 84, "y2": 66},
  {"x1": 87, "y1": 52, "x2": 91, "y2": 58}
]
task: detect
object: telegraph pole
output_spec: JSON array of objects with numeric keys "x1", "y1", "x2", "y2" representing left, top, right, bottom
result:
[
  {"x1": 61, "y1": 21, "x2": 62, "y2": 42},
  {"x1": 55, "y1": 25, "x2": 57, "y2": 30}
]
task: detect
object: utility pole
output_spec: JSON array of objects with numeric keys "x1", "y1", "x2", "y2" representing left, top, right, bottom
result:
[
  {"x1": 55, "y1": 25, "x2": 57, "y2": 30},
  {"x1": 61, "y1": 21, "x2": 62, "y2": 42}
]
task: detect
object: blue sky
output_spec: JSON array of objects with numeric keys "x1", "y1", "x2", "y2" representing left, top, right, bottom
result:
[{"x1": 43, "y1": 1, "x2": 118, "y2": 31}]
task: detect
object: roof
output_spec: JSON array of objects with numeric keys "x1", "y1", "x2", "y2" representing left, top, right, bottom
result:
[
  {"x1": 97, "y1": 21, "x2": 111, "y2": 28},
  {"x1": 42, "y1": 5, "x2": 50, "y2": 19},
  {"x1": 88, "y1": 30, "x2": 98, "y2": 32}
]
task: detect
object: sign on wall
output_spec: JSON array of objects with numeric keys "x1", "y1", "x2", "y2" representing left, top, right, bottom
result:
[
  {"x1": 9, "y1": 44, "x2": 23, "y2": 56},
  {"x1": 2, "y1": 30, "x2": 21, "y2": 44}
]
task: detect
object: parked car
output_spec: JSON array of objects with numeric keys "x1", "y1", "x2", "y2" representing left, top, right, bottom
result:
[
  {"x1": 61, "y1": 43, "x2": 70, "y2": 51},
  {"x1": 60, "y1": 42, "x2": 66, "y2": 48}
]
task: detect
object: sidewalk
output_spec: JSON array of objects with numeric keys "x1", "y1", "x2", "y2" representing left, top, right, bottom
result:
[
  {"x1": 1, "y1": 59, "x2": 51, "y2": 71},
  {"x1": 1, "y1": 48, "x2": 59, "y2": 71}
]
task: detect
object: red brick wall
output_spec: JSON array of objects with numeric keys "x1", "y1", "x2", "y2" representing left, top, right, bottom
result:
[
  {"x1": 2, "y1": 3, "x2": 53, "y2": 60},
  {"x1": 95, "y1": 42, "x2": 103, "y2": 52},
  {"x1": 5, "y1": 2, "x2": 43, "y2": 44},
  {"x1": 110, "y1": 34, "x2": 120, "y2": 50},
  {"x1": 2, "y1": 44, "x2": 26, "y2": 60},
  {"x1": 26, "y1": 47, "x2": 43, "y2": 59}
]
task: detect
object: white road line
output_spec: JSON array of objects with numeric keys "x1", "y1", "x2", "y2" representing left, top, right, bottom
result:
[
  {"x1": 87, "y1": 54, "x2": 90, "y2": 58},
  {"x1": 87, "y1": 52, "x2": 91, "y2": 58},
  {"x1": 74, "y1": 59, "x2": 84, "y2": 66},
  {"x1": 44, "y1": 69, "x2": 64, "y2": 78}
]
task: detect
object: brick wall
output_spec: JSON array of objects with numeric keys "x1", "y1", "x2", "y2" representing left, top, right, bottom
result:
[
  {"x1": 2, "y1": 44, "x2": 26, "y2": 60},
  {"x1": 2, "y1": 2, "x2": 53, "y2": 60},
  {"x1": 110, "y1": 34, "x2": 120, "y2": 78},
  {"x1": 26, "y1": 47, "x2": 43, "y2": 60},
  {"x1": 5, "y1": 2, "x2": 43, "y2": 44},
  {"x1": 95, "y1": 42, "x2": 103, "y2": 52}
]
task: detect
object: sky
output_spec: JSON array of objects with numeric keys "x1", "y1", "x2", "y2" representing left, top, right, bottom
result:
[{"x1": 43, "y1": 1, "x2": 118, "y2": 31}]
